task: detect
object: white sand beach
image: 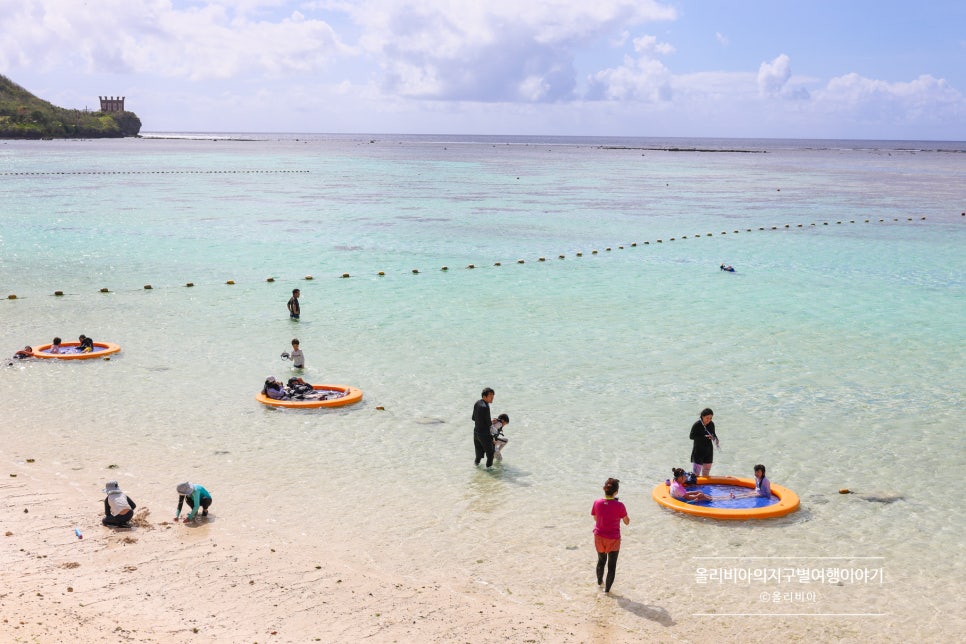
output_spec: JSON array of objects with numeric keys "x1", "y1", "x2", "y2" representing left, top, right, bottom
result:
[
  {"x1": 3, "y1": 454, "x2": 607, "y2": 643},
  {"x1": 4, "y1": 449, "x2": 959, "y2": 643}
]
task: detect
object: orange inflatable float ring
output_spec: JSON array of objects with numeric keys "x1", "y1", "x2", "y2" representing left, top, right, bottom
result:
[
  {"x1": 651, "y1": 476, "x2": 800, "y2": 520},
  {"x1": 256, "y1": 384, "x2": 363, "y2": 409},
  {"x1": 32, "y1": 341, "x2": 121, "y2": 360}
]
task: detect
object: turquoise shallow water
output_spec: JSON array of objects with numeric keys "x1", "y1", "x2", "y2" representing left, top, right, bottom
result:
[{"x1": 1, "y1": 135, "x2": 964, "y2": 633}]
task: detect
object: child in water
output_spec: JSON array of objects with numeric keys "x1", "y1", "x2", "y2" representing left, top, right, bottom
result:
[
  {"x1": 490, "y1": 413, "x2": 510, "y2": 461},
  {"x1": 670, "y1": 467, "x2": 713, "y2": 502},
  {"x1": 78, "y1": 334, "x2": 94, "y2": 353},
  {"x1": 731, "y1": 464, "x2": 772, "y2": 499},
  {"x1": 281, "y1": 338, "x2": 304, "y2": 369}
]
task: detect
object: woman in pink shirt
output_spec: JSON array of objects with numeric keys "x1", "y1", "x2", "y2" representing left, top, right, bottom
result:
[{"x1": 591, "y1": 477, "x2": 630, "y2": 593}]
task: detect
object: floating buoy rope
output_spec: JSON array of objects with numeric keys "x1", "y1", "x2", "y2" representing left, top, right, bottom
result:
[{"x1": 1, "y1": 216, "x2": 943, "y2": 300}]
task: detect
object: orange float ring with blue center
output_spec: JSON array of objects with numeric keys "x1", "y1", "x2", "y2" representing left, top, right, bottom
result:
[
  {"x1": 651, "y1": 476, "x2": 800, "y2": 520},
  {"x1": 32, "y1": 341, "x2": 121, "y2": 360}
]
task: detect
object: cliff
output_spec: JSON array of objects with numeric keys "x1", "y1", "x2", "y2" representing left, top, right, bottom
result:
[{"x1": 0, "y1": 75, "x2": 141, "y2": 139}]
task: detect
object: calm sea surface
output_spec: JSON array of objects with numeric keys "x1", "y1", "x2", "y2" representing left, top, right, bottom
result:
[{"x1": 1, "y1": 134, "x2": 964, "y2": 636}]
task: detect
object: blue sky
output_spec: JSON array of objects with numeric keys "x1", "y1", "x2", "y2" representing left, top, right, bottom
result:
[{"x1": 1, "y1": 0, "x2": 963, "y2": 139}]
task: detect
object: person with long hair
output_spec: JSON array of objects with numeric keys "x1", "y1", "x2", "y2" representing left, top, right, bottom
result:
[
  {"x1": 689, "y1": 407, "x2": 719, "y2": 476},
  {"x1": 591, "y1": 477, "x2": 630, "y2": 593}
]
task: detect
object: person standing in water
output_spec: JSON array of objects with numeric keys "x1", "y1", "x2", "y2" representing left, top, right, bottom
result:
[
  {"x1": 689, "y1": 407, "x2": 719, "y2": 476},
  {"x1": 591, "y1": 478, "x2": 629, "y2": 593},
  {"x1": 283, "y1": 338, "x2": 304, "y2": 369},
  {"x1": 472, "y1": 387, "x2": 495, "y2": 468},
  {"x1": 288, "y1": 288, "x2": 301, "y2": 320}
]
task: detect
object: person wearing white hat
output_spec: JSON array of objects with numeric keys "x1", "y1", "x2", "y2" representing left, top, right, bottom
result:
[
  {"x1": 174, "y1": 481, "x2": 212, "y2": 522},
  {"x1": 102, "y1": 480, "x2": 136, "y2": 527},
  {"x1": 261, "y1": 376, "x2": 290, "y2": 400}
]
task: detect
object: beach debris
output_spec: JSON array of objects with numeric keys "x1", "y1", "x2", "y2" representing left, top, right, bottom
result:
[
  {"x1": 74, "y1": 528, "x2": 82, "y2": 539},
  {"x1": 61, "y1": 562, "x2": 80, "y2": 569},
  {"x1": 131, "y1": 508, "x2": 153, "y2": 529},
  {"x1": 4, "y1": 531, "x2": 11, "y2": 536},
  {"x1": 26, "y1": 458, "x2": 35, "y2": 463},
  {"x1": 67, "y1": 587, "x2": 73, "y2": 592},
  {"x1": 376, "y1": 406, "x2": 385, "y2": 410},
  {"x1": 9, "y1": 473, "x2": 16, "y2": 477},
  {"x1": 839, "y1": 488, "x2": 851, "y2": 494}
]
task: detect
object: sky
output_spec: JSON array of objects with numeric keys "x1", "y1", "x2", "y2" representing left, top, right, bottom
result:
[{"x1": 1, "y1": 0, "x2": 964, "y2": 139}]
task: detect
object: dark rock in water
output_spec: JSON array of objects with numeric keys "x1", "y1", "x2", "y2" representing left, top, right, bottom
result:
[{"x1": 857, "y1": 493, "x2": 904, "y2": 504}]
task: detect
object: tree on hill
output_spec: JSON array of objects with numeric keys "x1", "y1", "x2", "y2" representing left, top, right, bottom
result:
[{"x1": 0, "y1": 75, "x2": 141, "y2": 139}]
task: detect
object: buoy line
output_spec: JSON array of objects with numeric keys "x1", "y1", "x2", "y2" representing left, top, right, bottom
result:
[
  {"x1": 0, "y1": 170, "x2": 311, "y2": 176},
  {"x1": 0, "y1": 215, "x2": 942, "y2": 301}
]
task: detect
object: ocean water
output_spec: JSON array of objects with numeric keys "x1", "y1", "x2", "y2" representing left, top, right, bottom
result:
[{"x1": 1, "y1": 134, "x2": 964, "y2": 637}]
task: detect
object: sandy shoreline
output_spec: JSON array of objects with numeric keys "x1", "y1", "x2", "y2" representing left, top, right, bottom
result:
[
  {"x1": 1, "y1": 455, "x2": 617, "y2": 643},
  {"x1": 3, "y1": 450, "x2": 961, "y2": 643}
]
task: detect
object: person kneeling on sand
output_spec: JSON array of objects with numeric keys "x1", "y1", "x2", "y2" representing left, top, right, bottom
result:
[
  {"x1": 175, "y1": 481, "x2": 212, "y2": 522},
  {"x1": 102, "y1": 480, "x2": 137, "y2": 527}
]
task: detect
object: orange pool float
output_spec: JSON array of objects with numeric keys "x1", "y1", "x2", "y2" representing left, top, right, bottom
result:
[
  {"x1": 32, "y1": 341, "x2": 121, "y2": 360},
  {"x1": 652, "y1": 476, "x2": 800, "y2": 520},
  {"x1": 255, "y1": 384, "x2": 363, "y2": 409}
]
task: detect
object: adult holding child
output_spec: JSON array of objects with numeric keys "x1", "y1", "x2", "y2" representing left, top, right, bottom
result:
[
  {"x1": 591, "y1": 477, "x2": 629, "y2": 594},
  {"x1": 472, "y1": 387, "x2": 495, "y2": 468}
]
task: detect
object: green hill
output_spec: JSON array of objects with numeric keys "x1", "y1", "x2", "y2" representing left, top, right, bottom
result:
[{"x1": 0, "y1": 75, "x2": 141, "y2": 139}]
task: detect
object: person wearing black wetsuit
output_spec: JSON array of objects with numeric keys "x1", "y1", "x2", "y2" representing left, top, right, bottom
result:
[
  {"x1": 689, "y1": 407, "x2": 719, "y2": 476},
  {"x1": 472, "y1": 387, "x2": 495, "y2": 468}
]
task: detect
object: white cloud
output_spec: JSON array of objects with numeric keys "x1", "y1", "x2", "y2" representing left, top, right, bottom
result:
[
  {"x1": 586, "y1": 55, "x2": 673, "y2": 102},
  {"x1": 585, "y1": 33, "x2": 674, "y2": 102},
  {"x1": 817, "y1": 73, "x2": 963, "y2": 125},
  {"x1": 343, "y1": 0, "x2": 677, "y2": 101},
  {"x1": 0, "y1": 0, "x2": 349, "y2": 80},
  {"x1": 757, "y1": 53, "x2": 791, "y2": 97},
  {"x1": 633, "y1": 35, "x2": 675, "y2": 56}
]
